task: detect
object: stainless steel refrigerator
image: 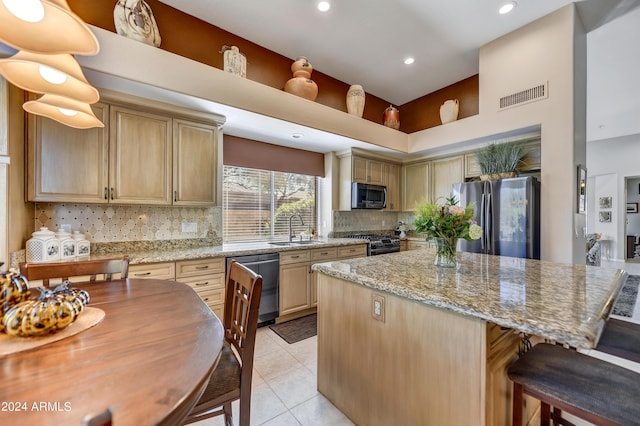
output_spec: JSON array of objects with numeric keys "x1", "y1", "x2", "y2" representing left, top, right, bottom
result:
[{"x1": 452, "y1": 176, "x2": 540, "y2": 259}]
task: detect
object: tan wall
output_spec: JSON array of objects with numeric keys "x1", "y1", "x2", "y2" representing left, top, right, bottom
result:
[{"x1": 408, "y1": 5, "x2": 587, "y2": 263}]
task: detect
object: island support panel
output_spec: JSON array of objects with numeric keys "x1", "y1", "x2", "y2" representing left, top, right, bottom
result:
[{"x1": 317, "y1": 274, "x2": 526, "y2": 425}]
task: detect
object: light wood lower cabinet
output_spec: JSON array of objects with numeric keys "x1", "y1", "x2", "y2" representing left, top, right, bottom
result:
[
  {"x1": 280, "y1": 244, "x2": 368, "y2": 316},
  {"x1": 129, "y1": 262, "x2": 176, "y2": 280},
  {"x1": 279, "y1": 249, "x2": 312, "y2": 316},
  {"x1": 317, "y1": 275, "x2": 536, "y2": 426},
  {"x1": 175, "y1": 258, "x2": 226, "y2": 318}
]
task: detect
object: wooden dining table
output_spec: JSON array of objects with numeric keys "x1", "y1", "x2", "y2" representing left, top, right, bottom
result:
[{"x1": 0, "y1": 278, "x2": 224, "y2": 426}]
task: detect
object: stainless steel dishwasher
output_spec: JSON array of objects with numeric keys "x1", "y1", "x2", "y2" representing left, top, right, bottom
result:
[{"x1": 226, "y1": 253, "x2": 279, "y2": 326}]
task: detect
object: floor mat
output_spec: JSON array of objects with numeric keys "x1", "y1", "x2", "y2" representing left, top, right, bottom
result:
[
  {"x1": 613, "y1": 274, "x2": 640, "y2": 317},
  {"x1": 269, "y1": 313, "x2": 317, "y2": 344}
]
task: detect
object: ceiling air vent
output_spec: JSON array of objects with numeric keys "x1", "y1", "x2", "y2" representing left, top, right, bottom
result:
[{"x1": 499, "y1": 82, "x2": 548, "y2": 110}]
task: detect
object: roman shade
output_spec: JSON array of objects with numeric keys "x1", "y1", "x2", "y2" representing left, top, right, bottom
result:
[{"x1": 223, "y1": 135, "x2": 325, "y2": 177}]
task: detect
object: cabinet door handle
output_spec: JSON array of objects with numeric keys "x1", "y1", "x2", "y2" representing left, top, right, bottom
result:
[
  {"x1": 174, "y1": 190, "x2": 177, "y2": 202},
  {"x1": 195, "y1": 281, "x2": 209, "y2": 286},
  {"x1": 103, "y1": 187, "x2": 108, "y2": 200},
  {"x1": 110, "y1": 187, "x2": 115, "y2": 200},
  {"x1": 320, "y1": 252, "x2": 328, "y2": 255},
  {"x1": 134, "y1": 272, "x2": 151, "y2": 276},
  {"x1": 291, "y1": 255, "x2": 299, "y2": 259},
  {"x1": 195, "y1": 265, "x2": 209, "y2": 270}
]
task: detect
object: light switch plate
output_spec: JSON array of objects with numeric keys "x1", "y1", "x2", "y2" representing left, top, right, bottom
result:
[{"x1": 181, "y1": 222, "x2": 198, "y2": 233}]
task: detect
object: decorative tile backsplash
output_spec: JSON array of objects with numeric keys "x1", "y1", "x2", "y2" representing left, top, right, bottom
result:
[
  {"x1": 33, "y1": 203, "x2": 223, "y2": 243},
  {"x1": 333, "y1": 210, "x2": 416, "y2": 234}
]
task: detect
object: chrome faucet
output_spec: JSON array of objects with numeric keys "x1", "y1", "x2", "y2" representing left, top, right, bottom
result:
[{"x1": 289, "y1": 214, "x2": 304, "y2": 242}]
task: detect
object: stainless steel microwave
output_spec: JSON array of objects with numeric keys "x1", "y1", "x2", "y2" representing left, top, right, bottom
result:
[{"x1": 351, "y1": 183, "x2": 387, "y2": 209}]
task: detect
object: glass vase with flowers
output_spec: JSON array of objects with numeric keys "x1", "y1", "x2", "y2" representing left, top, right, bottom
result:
[{"x1": 413, "y1": 196, "x2": 483, "y2": 268}]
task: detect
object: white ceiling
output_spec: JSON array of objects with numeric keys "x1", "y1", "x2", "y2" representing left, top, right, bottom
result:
[{"x1": 153, "y1": 0, "x2": 640, "y2": 146}]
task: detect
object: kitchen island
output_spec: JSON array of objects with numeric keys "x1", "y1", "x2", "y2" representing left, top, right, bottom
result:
[{"x1": 311, "y1": 249, "x2": 626, "y2": 426}]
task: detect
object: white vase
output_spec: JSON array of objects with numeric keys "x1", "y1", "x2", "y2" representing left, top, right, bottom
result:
[
  {"x1": 221, "y1": 45, "x2": 246, "y2": 78},
  {"x1": 439, "y1": 99, "x2": 459, "y2": 124},
  {"x1": 346, "y1": 85, "x2": 365, "y2": 117}
]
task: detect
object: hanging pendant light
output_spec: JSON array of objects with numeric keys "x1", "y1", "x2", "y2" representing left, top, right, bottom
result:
[
  {"x1": 0, "y1": 0, "x2": 99, "y2": 55},
  {"x1": 0, "y1": 51, "x2": 99, "y2": 103},
  {"x1": 23, "y1": 93, "x2": 104, "y2": 129}
]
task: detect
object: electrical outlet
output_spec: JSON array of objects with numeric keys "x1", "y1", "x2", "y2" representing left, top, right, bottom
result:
[
  {"x1": 372, "y1": 294, "x2": 385, "y2": 322},
  {"x1": 61, "y1": 224, "x2": 71, "y2": 233},
  {"x1": 181, "y1": 222, "x2": 198, "y2": 233}
]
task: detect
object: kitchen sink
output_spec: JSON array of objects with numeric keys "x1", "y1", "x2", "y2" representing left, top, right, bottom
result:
[
  {"x1": 269, "y1": 242, "x2": 293, "y2": 246},
  {"x1": 291, "y1": 240, "x2": 322, "y2": 245}
]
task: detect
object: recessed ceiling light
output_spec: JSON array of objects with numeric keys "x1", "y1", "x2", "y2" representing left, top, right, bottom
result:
[
  {"x1": 317, "y1": 1, "x2": 330, "y2": 12},
  {"x1": 404, "y1": 57, "x2": 415, "y2": 65},
  {"x1": 292, "y1": 133, "x2": 304, "y2": 139},
  {"x1": 498, "y1": 1, "x2": 516, "y2": 15}
]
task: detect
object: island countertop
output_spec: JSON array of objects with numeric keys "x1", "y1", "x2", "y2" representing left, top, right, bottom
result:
[{"x1": 311, "y1": 249, "x2": 627, "y2": 349}]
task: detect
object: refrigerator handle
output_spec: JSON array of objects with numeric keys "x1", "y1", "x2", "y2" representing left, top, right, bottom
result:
[
  {"x1": 480, "y1": 193, "x2": 485, "y2": 250},
  {"x1": 485, "y1": 193, "x2": 492, "y2": 250}
]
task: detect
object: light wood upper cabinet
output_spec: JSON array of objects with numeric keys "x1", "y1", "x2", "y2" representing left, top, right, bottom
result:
[
  {"x1": 402, "y1": 161, "x2": 430, "y2": 211},
  {"x1": 27, "y1": 102, "x2": 109, "y2": 203},
  {"x1": 173, "y1": 119, "x2": 218, "y2": 205},
  {"x1": 28, "y1": 96, "x2": 223, "y2": 206},
  {"x1": 352, "y1": 156, "x2": 383, "y2": 184},
  {"x1": 109, "y1": 106, "x2": 172, "y2": 204},
  {"x1": 432, "y1": 155, "x2": 464, "y2": 203},
  {"x1": 383, "y1": 162, "x2": 400, "y2": 211}
]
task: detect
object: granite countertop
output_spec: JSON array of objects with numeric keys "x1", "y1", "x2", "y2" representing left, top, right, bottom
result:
[
  {"x1": 311, "y1": 249, "x2": 627, "y2": 349},
  {"x1": 93, "y1": 238, "x2": 368, "y2": 265}
]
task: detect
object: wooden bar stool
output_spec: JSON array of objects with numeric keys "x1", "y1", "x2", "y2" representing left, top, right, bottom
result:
[
  {"x1": 507, "y1": 343, "x2": 640, "y2": 426},
  {"x1": 595, "y1": 318, "x2": 640, "y2": 363}
]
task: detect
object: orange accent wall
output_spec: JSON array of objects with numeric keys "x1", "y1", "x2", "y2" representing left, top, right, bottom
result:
[{"x1": 69, "y1": 0, "x2": 478, "y2": 133}]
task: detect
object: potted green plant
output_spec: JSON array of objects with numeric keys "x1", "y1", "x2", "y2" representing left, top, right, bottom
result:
[{"x1": 476, "y1": 142, "x2": 525, "y2": 181}]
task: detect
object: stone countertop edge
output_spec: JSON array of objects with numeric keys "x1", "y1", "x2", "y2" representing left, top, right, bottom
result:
[
  {"x1": 90, "y1": 238, "x2": 368, "y2": 265},
  {"x1": 311, "y1": 249, "x2": 628, "y2": 349}
]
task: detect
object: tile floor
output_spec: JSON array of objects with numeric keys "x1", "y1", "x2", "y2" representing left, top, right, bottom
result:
[
  {"x1": 192, "y1": 326, "x2": 354, "y2": 426},
  {"x1": 194, "y1": 259, "x2": 640, "y2": 426}
]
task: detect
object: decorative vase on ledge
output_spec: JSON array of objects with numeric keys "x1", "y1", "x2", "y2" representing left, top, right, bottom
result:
[
  {"x1": 433, "y1": 237, "x2": 459, "y2": 268},
  {"x1": 382, "y1": 105, "x2": 400, "y2": 130},
  {"x1": 346, "y1": 84, "x2": 365, "y2": 117},
  {"x1": 284, "y1": 56, "x2": 318, "y2": 101},
  {"x1": 439, "y1": 99, "x2": 459, "y2": 124}
]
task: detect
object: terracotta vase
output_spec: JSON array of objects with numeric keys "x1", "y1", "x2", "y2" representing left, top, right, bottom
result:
[
  {"x1": 382, "y1": 105, "x2": 400, "y2": 130},
  {"x1": 284, "y1": 56, "x2": 318, "y2": 101},
  {"x1": 346, "y1": 85, "x2": 365, "y2": 117},
  {"x1": 439, "y1": 99, "x2": 459, "y2": 124}
]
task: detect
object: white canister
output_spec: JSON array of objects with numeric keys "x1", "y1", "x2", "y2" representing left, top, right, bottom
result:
[
  {"x1": 26, "y1": 227, "x2": 60, "y2": 262},
  {"x1": 56, "y1": 229, "x2": 76, "y2": 260},
  {"x1": 72, "y1": 231, "x2": 91, "y2": 257}
]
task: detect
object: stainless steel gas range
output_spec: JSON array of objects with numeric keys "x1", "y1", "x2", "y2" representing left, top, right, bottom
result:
[{"x1": 346, "y1": 233, "x2": 401, "y2": 256}]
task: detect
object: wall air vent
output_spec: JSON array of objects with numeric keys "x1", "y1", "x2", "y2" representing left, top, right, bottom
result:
[{"x1": 499, "y1": 81, "x2": 548, "y2": 110}]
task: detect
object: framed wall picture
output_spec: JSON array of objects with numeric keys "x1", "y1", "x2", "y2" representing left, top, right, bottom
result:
[
  {"x1": 599, "y1": 196, "x2": 612, "y2": 209},
  {"x1": 627, "y1": 202, "x2": 639, "y2": 214},
  {"x1": 577, "y1": 164, "x2": 587, "y2": 213},
  {"x1": 599, "y1": 211, "x2": 611, "y2": 222}
]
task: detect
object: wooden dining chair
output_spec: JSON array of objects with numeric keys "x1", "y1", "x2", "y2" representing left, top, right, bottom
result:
[
  {"x1": 19, "y1": 256, "x2": 129, "y2": 287},
  {"x1": 183, "y1": 260, "x2": 263, "y2": 426}
]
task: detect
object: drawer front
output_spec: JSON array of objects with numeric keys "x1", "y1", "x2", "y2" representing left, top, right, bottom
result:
[
  {"x1": 280, "y1": 250, "x2": 311, "y2": 265},
  {"x1": 337, "y1": 245, "x2": 367, "y2": 259},
  {"x1": 176, "y1": 257, "x2": 225, "y2": 278},
  {"x1": 198, "y1": 288, "x2": 225, "y2": 307},
  {"x1": 177, "y1": 273, "x2": 225, "y2": 291},
  {"x1": 129, "y1": 262, "x2": 176, "y2": 280},
  {"x1": 209, "y1": 303, "x2": 224, "y2": 320},
  {"x1": 310, "y1": 247, "x2": 338, "y2": 262}
]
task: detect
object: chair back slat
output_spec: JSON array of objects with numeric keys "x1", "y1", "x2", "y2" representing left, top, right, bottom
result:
[{"x1": 19, "y1": 256, "x2": 129, "y2": 286}]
